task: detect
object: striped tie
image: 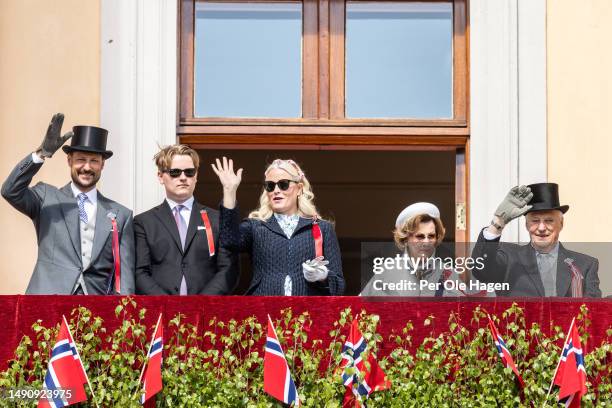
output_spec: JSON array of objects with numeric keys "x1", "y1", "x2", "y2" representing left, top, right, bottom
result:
[{"x1": 77, "y1": 193, "x2": 88, "y2": 224}]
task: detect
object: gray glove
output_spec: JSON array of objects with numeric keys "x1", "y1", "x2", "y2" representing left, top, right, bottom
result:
[
  {"x1": 494, "y1": 185, "x2": 533, "y2": 224},
  {"x1": 36, "y1": 113, "x2": 73, "y2": 158},
  {"x1": 302, "y1": 256, "x2": 329, "y2": 282}
]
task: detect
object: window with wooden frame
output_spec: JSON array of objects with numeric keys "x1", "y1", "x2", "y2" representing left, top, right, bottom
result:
[
  {"x1": 178, "y1": 0, "x2": 470, "y2": 246},
  {"x1": 178, "y1": 0, "x2": 468, "y2": 141}
]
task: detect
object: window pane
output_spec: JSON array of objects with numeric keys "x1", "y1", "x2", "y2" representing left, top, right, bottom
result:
[
  {"x1": 346, "y1": 2, "x2": 453, "y2": 119},
  {"x1": 194, "y1": 2, "x2": 302, "y2": 118}
]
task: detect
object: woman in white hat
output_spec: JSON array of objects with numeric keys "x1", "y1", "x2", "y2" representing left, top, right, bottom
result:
[{"x1": 361, "y1": 202, "x2": 492, "y2": 297}]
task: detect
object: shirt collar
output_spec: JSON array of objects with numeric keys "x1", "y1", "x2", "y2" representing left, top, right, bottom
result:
[
  {"x1": 533, "y1": 242, "x2": 560, "y2": 257},
  {"x1": 166, "y1": 196, "x2": 194, "y2": 211},
  {"x1": 70, "y1": 182, "x2": 97, "y2": 205},
  {"x1": 273, "y1": 213, "x2": 300, "y2": 222},
  {"x1": 273, "y1": 213, "x2": 300, "y2": 239}
]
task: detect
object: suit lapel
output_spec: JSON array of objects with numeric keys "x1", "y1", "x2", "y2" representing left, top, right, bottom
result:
[
  {"x1": 154, "y1": 201, "x2": 184, "y2": 254},
  {"x1": 556, "y1": 244, "x2": 571, "y2": 297},
  {"x1": 518, "y1": 244, "x2": 545, "y2": 296},
  {"x1": 294, "y1": 217, "x2": 314, "y2": 234},
  {"x1": 183, "y1": 201, "x2": 203, "y2": 253},
  {"x1": 90, "y1": 192, "x2": 113, "y2": 264},
  {"x1": 58, "y1": 184, "x2": 81, "y2": 261}
]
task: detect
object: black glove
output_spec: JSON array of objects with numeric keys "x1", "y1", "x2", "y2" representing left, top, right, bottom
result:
[{"x1": 36, "y1": 113, "x2": 73, "y2": 158}]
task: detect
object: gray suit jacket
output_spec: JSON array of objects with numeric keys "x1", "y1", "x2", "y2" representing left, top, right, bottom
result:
[
  {"x1": 1, "y1": 154, "x2": 135, "y2": 294},
  {"x1": 472, "y1": 229, "x2": 601, "y2": 297}
]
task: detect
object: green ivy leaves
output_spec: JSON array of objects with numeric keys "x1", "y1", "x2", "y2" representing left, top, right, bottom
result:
[{"x1": 0, "y1": 300, "x2": 609, "y2": 407}]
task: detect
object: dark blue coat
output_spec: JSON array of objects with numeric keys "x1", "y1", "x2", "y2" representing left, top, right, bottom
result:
[{"x1": 220, "y1": 206, "x2": 345, "y2": 296}]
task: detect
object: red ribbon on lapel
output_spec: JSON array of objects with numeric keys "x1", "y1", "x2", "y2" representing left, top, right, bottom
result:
[
  {"x1": 564, "y1": 258, "x2": 584, "y2": 297},
  {"x1": 312, "y1": 217, "x2": 323, "y2": 258},
  {"x1": 200, "y1": 210, "x2": 215, "y2": 256},
  {"x1": 110, "y1": 218, "x2": 121, "y2": 294}
]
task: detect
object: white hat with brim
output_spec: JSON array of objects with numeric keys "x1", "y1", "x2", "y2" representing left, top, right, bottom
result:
[{"x1": 395, "y1": 202, "x2": 441, "y2": 228}]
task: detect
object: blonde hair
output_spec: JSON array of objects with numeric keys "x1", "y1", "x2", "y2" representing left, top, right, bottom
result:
[
  {"x1": 393, "y1": 214, "x2": 446, "y2": 250},
  {"x1": 153, "y1": 144, "x2": 200, "y2": 172},
  {"x1": 248, "y1": 159, "x2": 321, "y2": 221}
]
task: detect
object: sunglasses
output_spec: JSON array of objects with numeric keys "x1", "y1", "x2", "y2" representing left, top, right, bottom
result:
[
  {"x1": 263, "y1": 179, "x2": 298, "y2": 192},
  {"x1": 413, "y1": 233, "x2": 437, "y2": 241},
  {"x1": 163, "y1": 168, "x2": 197, "y2": 178}
]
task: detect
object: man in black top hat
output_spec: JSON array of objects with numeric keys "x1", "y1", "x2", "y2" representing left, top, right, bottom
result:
[
  {"x1": 1, "y1": 113, "x2": 135, "y2": 294},
  {"x1": 472, "y1": 183, "x2": 601, "y2": 297}
]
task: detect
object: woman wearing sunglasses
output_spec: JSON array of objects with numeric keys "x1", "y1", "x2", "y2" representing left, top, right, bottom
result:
[
  {"x1": 361, "y1": 202, "x2": 493, "y2": 297},
  {"x1": 212, "y1": 157, "x2": 345, "y2": 296}
]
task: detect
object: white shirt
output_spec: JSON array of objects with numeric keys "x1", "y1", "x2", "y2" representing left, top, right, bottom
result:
[
  {"x1": 70, "y1": 183, "x2": 97, "y2": 223},
  {"x1": 274, "y1": 213, "x2": 300, "y2": 238},
  {"x1": 166, "y1": 196, "x2": 194, "y2": 225},
  {"x1": 31, "y1": 152, "x2": 45, "y2": 164},
  {"x1": 482, "y1": 228, "x2": 501, "y2": 240}
]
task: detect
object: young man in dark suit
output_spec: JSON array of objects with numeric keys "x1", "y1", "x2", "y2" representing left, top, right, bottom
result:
[{"x1": 134, "y1": 145, "x2": 238, "y2": 295}]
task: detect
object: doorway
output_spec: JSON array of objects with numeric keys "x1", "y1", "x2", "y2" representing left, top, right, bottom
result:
[{"x1": 195, "y1": 148, "x2": 458, "y2": 295}]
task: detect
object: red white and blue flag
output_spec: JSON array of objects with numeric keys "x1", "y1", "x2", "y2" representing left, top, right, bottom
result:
[
  {"x1": 140, "y1": 314, "x2": 163, "y2": 406},
  {"x1": 487, "y1": 315, "x2": 525, "y2": 388},
  {"x1": 264, "y1": 315, "x2": 300, "y2": 407},
  {"x1": 38, "y1": 316, "x2": 89, "y2": 407},
  {"x1": 340, "y1": 319, "x2": 390, "y2": 408},
  {"x1": 553, "y1": 319, "x2": 587, "y2": 408}
]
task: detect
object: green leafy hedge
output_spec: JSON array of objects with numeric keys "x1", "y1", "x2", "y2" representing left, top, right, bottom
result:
[{"x1": 0, "y1": 299, "x2": 610, "y2": 407}]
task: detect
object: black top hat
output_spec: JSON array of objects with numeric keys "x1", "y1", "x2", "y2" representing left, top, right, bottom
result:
[
  {"x1": 526, "y1": 183, "x2": 569, "y2": 214},
  {"x1": 62, "y1": 126, "x2": 113, "y2": 159}
]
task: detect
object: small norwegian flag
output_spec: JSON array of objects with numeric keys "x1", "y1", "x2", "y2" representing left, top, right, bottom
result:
[
  {"x1": 487, "y1": 315, "x2": 525, "y2": 388},
  {"x1": 264, "y1": 315, "x2": 300, "y2": 406},
  {"x1": 38, "y1": 316, "x2": 89, "y2": 407},
  {"x1": 140, "y1": 314, "x2": 163, "y2": 406},
  {"x1": 340, "y1": 319, "x2": 390, "y2": 407},
  {"x1": 552, "y1": 319, "x2": 587, "y2": 407}
]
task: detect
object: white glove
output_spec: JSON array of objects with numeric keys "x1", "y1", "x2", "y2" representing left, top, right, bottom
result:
[{"x1": 302, "y1": 256, "x2": 329, "y2": 282}]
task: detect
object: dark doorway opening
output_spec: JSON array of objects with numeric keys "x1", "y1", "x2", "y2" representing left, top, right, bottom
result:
[{"x1": 195, "y1": 149, "x2": 456, "y2": 295}]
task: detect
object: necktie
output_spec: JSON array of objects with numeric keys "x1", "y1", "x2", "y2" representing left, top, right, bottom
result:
[
  {"x1": 173, "y1": 205, "x2": 187, "y2": 249},
  {"x1": 538, "y1": 252, "x2": 556, "y2": 297},
  {"x1": 173, "y1": 205, "x2": 188, "y2": 295},
  {"x1": 77, "y1": 193, "x2": 89, "y2": 224}
]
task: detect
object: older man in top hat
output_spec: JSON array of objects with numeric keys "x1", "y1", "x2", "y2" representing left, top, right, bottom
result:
[
  {"x1": 1, "y1": 113, "x2": 135, "y2": 294},
  {"x1": 472, "y1": 183, "x2": 601, "y2": 297}
]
